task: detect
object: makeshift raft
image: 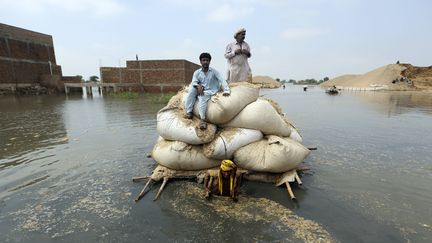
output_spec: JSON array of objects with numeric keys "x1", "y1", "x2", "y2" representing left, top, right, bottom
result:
[
  {"x1": 134, "y1": 82, "x2": 315, "y2": 202},
  {"x1": 132, "y1": 163, "x2": 309, "y2": 202}
]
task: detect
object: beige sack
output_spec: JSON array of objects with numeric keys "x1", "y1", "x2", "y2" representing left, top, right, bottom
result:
[
  {"x1": 222, "y1": 98, "x2": 292, "y2": 137},
  {"x1": 289, "y1": 125, "x2": 303, "y2": 143},
  {"x1": 157, "y1": 107, "x2": 216, "y2": 145},
  {"x1": 203, "y1": 127, "x2": 263, "y2": 160},
  {"x1": 192, "y1": 84, "x2": 259, "y2": 124},
  {"x1": 152, "y1": 138, "x2": 220, "y2": 170},
  {"x1": 233, "y1": 135, "x2": 310, "y2": 173}
]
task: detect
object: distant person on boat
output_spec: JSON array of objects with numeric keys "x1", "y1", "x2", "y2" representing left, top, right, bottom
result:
[
  {"x1": 303, "y1": 85, "x2": 307, "y2": 91},
  {"x1": 204, "y1": 160, "x2": 241, "y2": 202},
  {"x1": 184, "y1": 52, "x2": 230, "y2": 130},
  {"x1": 225, "y1": 28, "x2": 252, "y2": 83},
  {"x1": 327, "y1": 85, "x2": 339, "y2": 94}
]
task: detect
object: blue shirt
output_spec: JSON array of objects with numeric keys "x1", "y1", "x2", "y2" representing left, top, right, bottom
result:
[{"x1": 191, "y1": 67, "x2": 230, "y2": 95}]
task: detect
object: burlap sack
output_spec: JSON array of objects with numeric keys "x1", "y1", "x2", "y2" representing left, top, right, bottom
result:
[
  {"x1": 233, "y1": 135, "x2": 310, "y2": 173},
  {"x1": 203, "y1": 127, "x2": 263, "y2": 160},
  {"x1": 222, "y1": 98, "x2": 292, "y2": 137},
  {"x1": 152, "y1": 138, "x2": 220, "y2": 170},
  {"x1": 191, "y1": 83, "x2": 259, "y2": 124},
  {"x1": 157, "y1": 107, "x2": 216, "y2": 145}
]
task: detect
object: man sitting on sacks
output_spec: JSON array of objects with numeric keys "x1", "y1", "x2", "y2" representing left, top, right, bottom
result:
[
  {"x1": 203, "y1": 160, "x2": 241, "y2": 202},
  {"x1": 185, "y1": 52, "x2": 230, "y2": 130}
]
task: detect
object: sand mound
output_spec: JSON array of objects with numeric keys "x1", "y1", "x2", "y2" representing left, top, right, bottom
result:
[
  {"x1": 320, "y1": 74, "x2": 360, "y2": 87},
  {"x1": 321, "y1": 64, "x2": 432, "y2": 90},
  {"x1": 401, "y1": 64, "x2": 432, "y2": 89},
  {"x1": 321, "y1": 64, "x2": 406, "y2": 89},
  {"x1": 252, "y1": 75, "x2": 281, "y2": 88}
]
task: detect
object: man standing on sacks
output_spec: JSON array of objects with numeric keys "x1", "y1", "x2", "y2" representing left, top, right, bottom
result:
[
  {"x1": 185, "y1": 52, "x2": 230, "y2": 130},
  {"x1": 225, "y1": 28, "x2": 252, "y2": 83}
]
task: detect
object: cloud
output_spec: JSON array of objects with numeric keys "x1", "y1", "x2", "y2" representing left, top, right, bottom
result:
[
  {"x1": 207, "y1": 4, "x2": 254, "y2": 22},
  {"x1": 257, "y1": 45, "x2": 271, "y2": 54},
  {"x1": 162, "y1": 38, "x2": 200, "y2": 59},
  {"x1": 281, "y1": 28, "x2": 328, "y2": 40},
  {"x1": 0, "y1": 0, "x2": 126, "y2": 17}
]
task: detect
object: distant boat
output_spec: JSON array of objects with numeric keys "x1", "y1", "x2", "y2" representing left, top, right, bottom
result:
[{"x1": 325, "y1": 87, "x2": 339, "y2": 94}]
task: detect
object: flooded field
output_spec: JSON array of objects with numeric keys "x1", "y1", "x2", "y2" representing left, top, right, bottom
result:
[{"x1": 1, "y1": 86, "x2": 431, "y2": 242}]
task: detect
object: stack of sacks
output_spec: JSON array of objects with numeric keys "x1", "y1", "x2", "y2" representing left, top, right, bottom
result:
[{"x1": 152, "y1": 82, "x2": 310, "y2": 173}]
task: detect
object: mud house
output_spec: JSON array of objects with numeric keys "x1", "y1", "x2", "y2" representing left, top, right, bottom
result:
[
  {"x1": 100, "y1": 59, "x2": 200, "y2": 93},
  {"x1": 0, "y1": 23, "x2": 80, "y2": 93}
]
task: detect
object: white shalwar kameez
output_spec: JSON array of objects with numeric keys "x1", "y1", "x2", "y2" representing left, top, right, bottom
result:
[{"x1": 224, "y1": 41, "x2": 252, "y2": 83}]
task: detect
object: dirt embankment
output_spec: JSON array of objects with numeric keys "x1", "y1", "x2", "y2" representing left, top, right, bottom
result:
[
  {"x1": 251, "y1": 75, "x2": 281, "y2": 88},
  {"x1": 321, "y1": 64, "x2": 432, "y2": 91},
  {"x1": 400, "y1": 64, "x2": 432, "y2": 89}
]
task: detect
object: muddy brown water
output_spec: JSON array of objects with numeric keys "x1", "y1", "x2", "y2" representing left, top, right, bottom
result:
[{"x1": 1, "y1": 86, "x2": 431, "y2": 242}]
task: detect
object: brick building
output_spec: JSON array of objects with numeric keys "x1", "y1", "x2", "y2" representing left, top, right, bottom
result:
[
  {"x1": 100, "y1": 59, "x2": 201, "y2": 93},
  {"x1": 0, "y1": 23, "x2": 80, "y2": 92}
]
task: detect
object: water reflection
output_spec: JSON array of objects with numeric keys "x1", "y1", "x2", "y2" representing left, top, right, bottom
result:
[
  {"x1": 0, "y1": 96, "x2": 67, "y2": 167},
  {"x1": 350, "y1": 91, "x2": 432, "y2": 117}
]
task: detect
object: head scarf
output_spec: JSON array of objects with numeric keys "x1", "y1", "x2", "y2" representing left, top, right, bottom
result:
[
  {"x1": 234, "y1": 28, "x2": 246, "y2": 38},
  {"x1": 220, "y1": 159, "x2": 236, "y2": 171},
  {"x1": 219, "y1": 160, "x2": 237, "y2": 197}
]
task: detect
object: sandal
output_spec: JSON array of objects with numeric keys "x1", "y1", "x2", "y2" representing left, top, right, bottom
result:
[{"x1": 199, "y1": 120, "x2": 207, "y2": 130}]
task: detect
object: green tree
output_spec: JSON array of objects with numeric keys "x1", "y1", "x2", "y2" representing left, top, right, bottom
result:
[
  {"x1": 323, "y1": 77, "x2": 330, "y2": 81},
  {"x1": 77, "y1": 75, "x2": 84, "y2": 82},
  {"x1": 89, "y1": 75, "x2": 99, "y2": 82}
]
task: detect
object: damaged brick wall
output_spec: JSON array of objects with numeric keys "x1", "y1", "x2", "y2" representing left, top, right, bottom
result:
[
  {"x1": 100, "y1": 59, "x2": 201, "y2": 93},
  {"x1": 0, "y1": 23, "x2": 62, "y2": 84}
]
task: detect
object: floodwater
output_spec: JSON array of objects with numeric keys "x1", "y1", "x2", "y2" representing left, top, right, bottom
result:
[{"x1": 0, "y1": 86, "x2": 431, "y2": 242}]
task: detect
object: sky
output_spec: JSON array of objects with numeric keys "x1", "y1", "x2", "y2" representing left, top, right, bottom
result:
[{"x1": 1, "y1": 0, "x2": 431, "y2": 80}]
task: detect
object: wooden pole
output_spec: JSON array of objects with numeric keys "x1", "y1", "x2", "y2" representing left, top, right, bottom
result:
[
  {"x1": 132, "y1": 176, "x2": 149, "y2": 182},
  {"x1": 205, "y1": 176, "x2": 213, "y2": 198},
  {"x1": 294, "y1": 171, "x2": 303, "y2": 185},
  {"x1": 154, "y1": 177, "x2": 168, "y2": 201},
  {"x1": 285, "y1": 182, "x2": 296, "y2": 200},
  {"x1": 134, "y1": 179, "x2": 152, "y2": 202}
]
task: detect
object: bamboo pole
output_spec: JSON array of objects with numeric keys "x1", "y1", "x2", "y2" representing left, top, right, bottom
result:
[
  {"x1": 153, "y1": 177, "x2": 168, "y2": 201},
  {"x1": 285, "y1": 182, "x2": 295, "y2": 200},
  {"x1": 132, "y1": 176, "x2": 149, "y2": 182},
  {"x1": 134, "y1": 179, "x2": 152, "y2": 202},
  {"x1": 205, "y1": 176, "x2": 213, "y2": 199},
  {"x1": 294, "y1": 172, "x2": 303, "y2": 185}
]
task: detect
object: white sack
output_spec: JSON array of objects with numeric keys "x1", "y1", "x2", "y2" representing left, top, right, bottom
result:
[
  {"x1": 191, "y1": 84, "x2": 259, "y2": 124},
  {"x1": 157, "y1": 107, "x2": 216, "y2": 145},
  {"x1": 222, "y1": 98, "x2": 292, "y2": 137},
  {"x1": 289, "y1": 125, "x2": 303, "y2": 143},
  {"x1": 233, "y1": 135, "x2": 310, "y2": 173},
  {"x1": 203, "y1": 128, "x2": 263, "y2": 160},
  {"x1": 152, "y1": 138, "x2": 220, "y2": 170}
]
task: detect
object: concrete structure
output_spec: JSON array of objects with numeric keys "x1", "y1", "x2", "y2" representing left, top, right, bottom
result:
[
  {"x1": 0, "y1": 23, "x2": 80, "y2": 93},
  {"x1": 100, "y1": 59, "x2": 200, "y2": 93}
]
